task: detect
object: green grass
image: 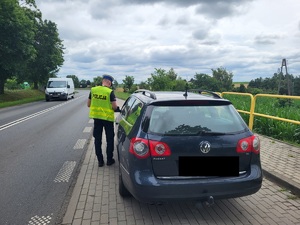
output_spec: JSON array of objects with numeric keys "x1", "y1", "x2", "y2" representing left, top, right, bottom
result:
[
  {"x1": 0, "y1": 88, "x2": 129, "y2": 109},
  {"x1": 222, "y1": 94, "x2": 300, "y2": 145},
  {"x1": 114, "y1": 91, "x2": 130, "y2": 100},
  {"x1": 0, "y1": 89, "x2": 45, "y2": 108}
]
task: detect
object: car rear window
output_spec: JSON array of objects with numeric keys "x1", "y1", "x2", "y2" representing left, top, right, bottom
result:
[{"x1": 148, "y1": 104, "x2": 247, "y2": 135}]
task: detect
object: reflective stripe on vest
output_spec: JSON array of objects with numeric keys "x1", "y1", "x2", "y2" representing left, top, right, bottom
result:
[{"x1": 89, "y1": 86, "x2": 114, "y2": 122}]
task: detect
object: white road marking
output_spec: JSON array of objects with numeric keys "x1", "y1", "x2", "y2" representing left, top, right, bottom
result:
[
  {"x1": 0, "y1": 96, "x2": 83, "y2": 131},
  {"x1": 83, "y1": 127, "x2": 92, "y2": 133},
  {"x1": 28, "y1": 214, "x2": 52, "y2": 225},
  {"x1": 54, "y1": 161, "x2": 76, "y2": 183},
  {"x1": 73, "y1": 139, "x2": 86, "y2": 149}
]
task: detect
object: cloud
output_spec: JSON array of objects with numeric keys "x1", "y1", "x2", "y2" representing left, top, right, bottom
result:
[
  {"x1": 34, "y1": 0, "x2": 300, "y2": 84},
  {"x1": 254, "y1": 34, "x2": 281, "y2": 45},
  {"x1": 193, "y1": 28, "x2": 209, "y2": 40},
  {"x1": 195, "y1": 0, "x2": 253, "y2": 19}
]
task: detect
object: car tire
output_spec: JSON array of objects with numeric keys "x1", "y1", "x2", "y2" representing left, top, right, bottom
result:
[{"x1": 119, "y1": 165, "x2": 131, "y2": 197}]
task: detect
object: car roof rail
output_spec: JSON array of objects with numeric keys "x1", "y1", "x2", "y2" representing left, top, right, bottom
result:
[
  {"x1": 189, "y1": 89, "x2": 222, "y2": 99},
  {"x1": 134, "y1": 89, "x2": 157, "y2": 100}
]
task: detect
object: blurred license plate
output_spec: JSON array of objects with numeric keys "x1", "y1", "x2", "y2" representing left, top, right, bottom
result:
[{"x1": 179, "y1": 156, "x2": 239, "y2": 177}]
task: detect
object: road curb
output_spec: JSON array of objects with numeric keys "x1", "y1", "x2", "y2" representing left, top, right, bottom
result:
[
  {"x1": 61, "y1": 138, "x2": 93, "y2": 225},
  {"x1": 262, "y1": 169, "x2": 300, "y2": 197}
]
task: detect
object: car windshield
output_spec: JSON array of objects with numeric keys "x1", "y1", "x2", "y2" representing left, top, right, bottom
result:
[
  {"x1": 47, "y1": 81, "x2": 67, "y2": 88},
  {"x1": 148, "y1": 105, "x2": 247, "y2": 135}
]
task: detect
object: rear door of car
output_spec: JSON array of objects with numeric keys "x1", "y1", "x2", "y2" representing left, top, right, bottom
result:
[
  {"x1": 146, "y1": 100, "x2": 252, "y2": 178},
  {"x1": 117, "y1": 96, "x2": 144, "y2": 170}
]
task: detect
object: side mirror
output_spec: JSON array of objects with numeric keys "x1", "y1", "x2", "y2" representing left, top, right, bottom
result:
[{"x1": 67, "y1": 85, "x2": 70, "y2": 88}]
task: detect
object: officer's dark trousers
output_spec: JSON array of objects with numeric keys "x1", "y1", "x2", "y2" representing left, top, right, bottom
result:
[{"x1": 93, "y1": 119, "x2": 114, "y2": 163}]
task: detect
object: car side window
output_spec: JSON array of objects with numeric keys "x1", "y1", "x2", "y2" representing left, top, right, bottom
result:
[
  {"x1": 121, "y1": 97, "x2": 135, "y2": 118},
  {"x1": 126, "y1": 99, "x2": 143, "y2": 125}
]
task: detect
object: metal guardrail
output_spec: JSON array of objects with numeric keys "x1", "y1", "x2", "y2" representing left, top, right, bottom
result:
[{"x1": 221, "y1": 92, "x2": 300, "y2": 130}]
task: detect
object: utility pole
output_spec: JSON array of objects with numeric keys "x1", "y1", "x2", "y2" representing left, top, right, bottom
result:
[
  {"x1": 278, "y1": 59, "x2": 291, "y2": 95},
  {"x1": 277, "y1": 68, "x2": 281, "y2": 94}
]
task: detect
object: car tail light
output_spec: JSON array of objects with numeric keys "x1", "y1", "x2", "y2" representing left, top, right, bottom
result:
[
  {"x1": 129, "y1": 138, "x2": 171, "y2": 158},
  {"x1": 236, "y1": 135, "x2": 260, "y2": 154},
  {"x1": 130, "y1": 138, "x2": 150, "y2": 159},
  {"x1": 149, "y1": 140, "x2": 171, "y2": 157}
]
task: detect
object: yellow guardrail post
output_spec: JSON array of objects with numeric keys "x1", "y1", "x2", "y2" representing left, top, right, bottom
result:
[
  {"x1": 221, "y1": 92, "x2": 254, "y2": 130},
  {"x1": 248, "y1": 94, "x2": 255, "y2": 130},
  {"x1": 221, "y1": 92, "x2": 300, "y2": 131}
]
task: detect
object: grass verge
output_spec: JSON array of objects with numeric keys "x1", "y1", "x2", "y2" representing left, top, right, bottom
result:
[
  {"x1": 115, "y1": 91, "x2": 130, "y2": 100},
  {"x1": 0, "y1": 89, "x2": 45, "y2": 108},
  {"x1": 0, "y1": 89, "x2": 128, "y2": 109}
]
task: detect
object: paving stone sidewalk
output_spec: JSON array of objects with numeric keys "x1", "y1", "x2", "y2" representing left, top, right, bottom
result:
[
  {"x1": 258, "y1": 134, "x2": 300, "y2": 196},
  {"x1": 61, "y1": 132, "x2": 300, "y2": 225}
]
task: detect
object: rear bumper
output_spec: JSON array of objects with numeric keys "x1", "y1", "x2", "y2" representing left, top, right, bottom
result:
[{"x1": 123, "y1": 164, "x2": 262, "y2": 204}]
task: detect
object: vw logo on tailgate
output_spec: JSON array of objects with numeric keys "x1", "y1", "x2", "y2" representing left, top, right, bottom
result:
[{"x1": 199, "y1": 141, "x2": 211, "y2": 153}]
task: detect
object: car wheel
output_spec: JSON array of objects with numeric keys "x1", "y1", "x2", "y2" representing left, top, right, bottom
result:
[{"x1": 119, "y1": 164, "x2": 131, "y2": 197}]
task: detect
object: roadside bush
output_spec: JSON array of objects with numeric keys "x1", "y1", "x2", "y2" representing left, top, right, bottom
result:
[{"x1": 5, "y1": 79, "x2": 20, "y2": 90}]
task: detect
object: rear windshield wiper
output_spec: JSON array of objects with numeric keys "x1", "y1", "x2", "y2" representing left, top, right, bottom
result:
[
  {"x1": 158, "y1": 131, "x2": 235, "y2": 136},
  {"x1": 197, "y1": 131, "x2": 232, "y2": 136}
]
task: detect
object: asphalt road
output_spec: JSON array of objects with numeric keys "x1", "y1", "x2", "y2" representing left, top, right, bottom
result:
[{"x1": 0, "y1": 90, "x2": 92, "y2": 225}]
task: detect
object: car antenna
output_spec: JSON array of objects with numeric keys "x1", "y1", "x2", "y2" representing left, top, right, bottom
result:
[{"x1": 183, "y1": 82, "x2": 188, "y2": 98}]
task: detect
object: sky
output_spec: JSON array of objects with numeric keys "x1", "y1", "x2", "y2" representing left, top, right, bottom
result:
[{"x1": 34, "y1": 0, "x2": 300, "y2": 84}]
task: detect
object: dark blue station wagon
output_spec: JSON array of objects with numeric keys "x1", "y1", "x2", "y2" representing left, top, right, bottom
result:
[{"x1": 115, "y1": 90, "x2": 262, "y2": 204}]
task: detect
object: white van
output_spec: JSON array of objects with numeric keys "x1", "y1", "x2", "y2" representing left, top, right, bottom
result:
[{"x1": 45, "y1": 78, "x2": 75, "y2": 101}]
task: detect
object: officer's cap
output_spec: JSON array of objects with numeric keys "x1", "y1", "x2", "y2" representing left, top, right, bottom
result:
[{"x1": 103, "y1": 74, "x2": 114, "y2": 82}]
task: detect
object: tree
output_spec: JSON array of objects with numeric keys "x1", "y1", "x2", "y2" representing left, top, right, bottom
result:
[
  {"x1": 93, "y1": 76, "x2": 102, "y2": 86},
  {"x1": 238, "y1": 84, "x2": 247, "y2": 93},
  {"x1": 190, "y1": 73, "x2": 221, "y2": 91},
  {"x1": 25, "y1": 19, "x2": 64, "y2": 89},
  {"x1": 248, "y1": 73, "x2": 297, "y2": 95},
  {"x1": 167, "y1": 68, "x2": 177, "y2": 81},
  {"x1": 147, "y1": 68, "x2": 173, "y2": 91},
  {"x1": 122, "y1": 75, "x2": 134, "y2": 92},
  {"x1": 67, "y1": 75, "x2": 79, "y2": 88},
  {"x1": 86, "y1": 80, "x2": 91, "y2": 87},
  {"x1": 248, "y1": 77, "x2": 263, "y2": 89},
  {"x1": 278, "y1": 74, "x2": 294, "y2": 95},
  {"x1": 0, "y1": 0, "x2": 37, "y2": 94},
  {"x1": 294, "y1": 76, "x2": 300, "y2": 96},
  {"x1": 211, "y1": 67, "x2": 233, "y2": 91},
  {"x1": 79, "y1": 79, "x2": 87, "y2": 88},
  {"x1": 113, "y1": 80, "x2": 119, "y2": 89},
  {"x1": 138, "y1": 81, "x2": 150, "y2": 90},
  {"x1": 173, "y1": 79, "x2": 187, "y2": 91}
]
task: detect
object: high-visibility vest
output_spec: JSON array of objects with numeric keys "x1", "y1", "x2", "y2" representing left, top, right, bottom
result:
[{"x1": 89, "y1": 86, "x2": 114, "y2": 122}]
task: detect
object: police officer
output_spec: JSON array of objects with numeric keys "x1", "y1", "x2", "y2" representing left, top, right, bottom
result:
[{"x1": 87, "y1": 74, "x2": 119, "y2": 167}]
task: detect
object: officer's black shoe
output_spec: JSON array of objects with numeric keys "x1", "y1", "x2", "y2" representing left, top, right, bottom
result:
[
  {"x1": 98, "y1": 160, "x2": 104, "y2": 167},
  {"x1": 107, "y1": 158, "x2": 115, "y2": 166}
]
